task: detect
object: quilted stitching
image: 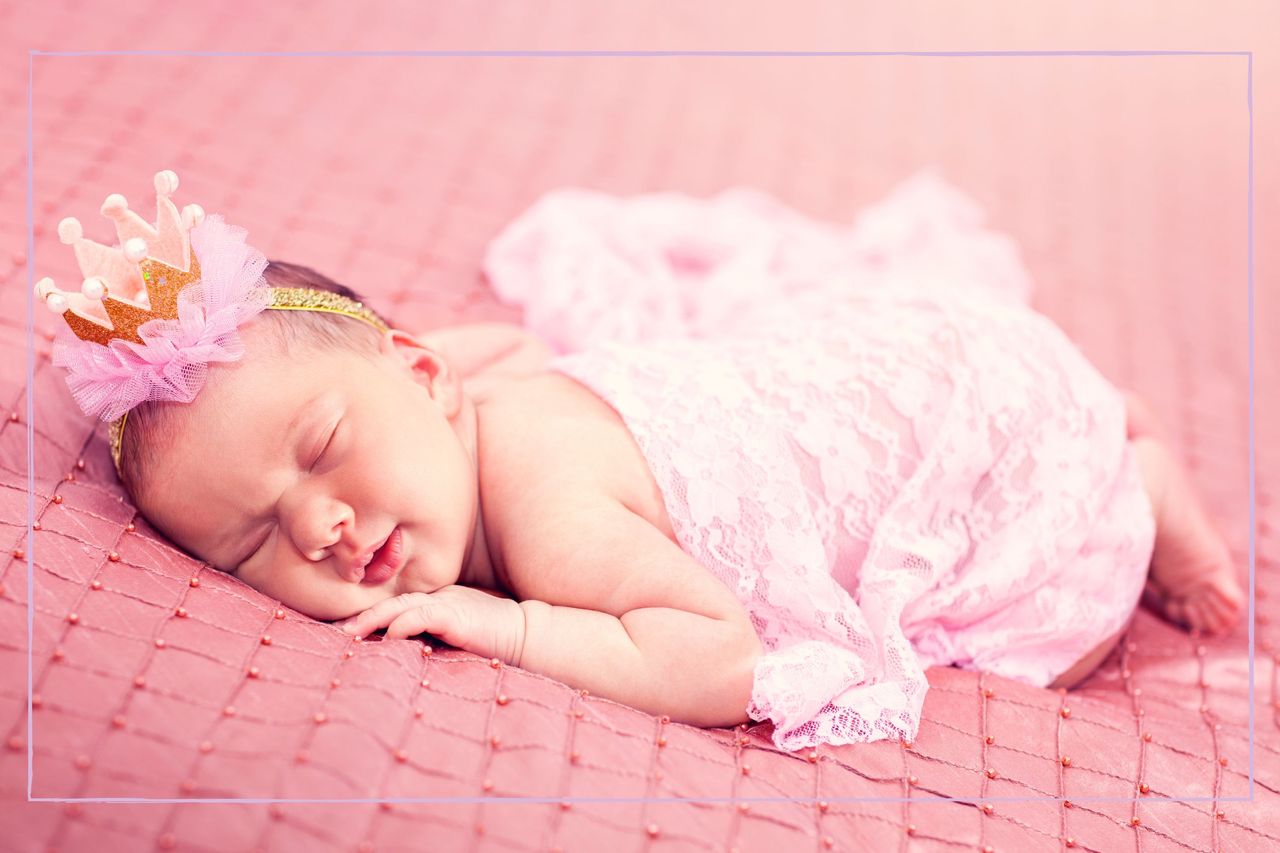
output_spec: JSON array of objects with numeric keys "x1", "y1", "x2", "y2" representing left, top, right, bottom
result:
[{"x1": 1, "y1": 3, "x2": 1275, "y2": 852}]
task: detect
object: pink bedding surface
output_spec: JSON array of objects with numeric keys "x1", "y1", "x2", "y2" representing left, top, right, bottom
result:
[{"x1": 3, "y1": 2, "x2": 1277, "y2": 852}]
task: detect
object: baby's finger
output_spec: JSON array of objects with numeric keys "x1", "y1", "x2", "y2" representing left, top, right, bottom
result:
[
  {"x1": 340, "y1": 593, "x2": 428, "y2": 637},
  {"x1": 384, "y1": 600, "x2": 462, "y2": 641}
]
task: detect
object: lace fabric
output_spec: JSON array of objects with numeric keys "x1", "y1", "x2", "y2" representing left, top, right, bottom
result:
[{"x1": 483, "y1": 171, "x2": 1155, "y2": 750}]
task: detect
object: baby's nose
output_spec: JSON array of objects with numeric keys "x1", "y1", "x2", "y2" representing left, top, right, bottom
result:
[{"x1": 292, "y1": 495, "x2": 356, "y2": 561}]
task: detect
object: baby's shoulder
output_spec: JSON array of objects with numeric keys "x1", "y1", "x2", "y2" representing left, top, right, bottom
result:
[
  {"x1": 474, "y1": 372, "x2": 677, "y2": 580},
  {"x1": 475, "y1": 372, "x2": 635, "y2": 504}
]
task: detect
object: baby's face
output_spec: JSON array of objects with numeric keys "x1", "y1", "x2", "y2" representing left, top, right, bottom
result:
[{"x1": 140, "y1": 328, "x2": 481, "y2": 621}]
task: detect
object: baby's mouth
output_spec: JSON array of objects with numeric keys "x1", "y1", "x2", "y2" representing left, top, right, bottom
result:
[{"x1": 361, "y1": 527, "x2": 404, "y2": 586}]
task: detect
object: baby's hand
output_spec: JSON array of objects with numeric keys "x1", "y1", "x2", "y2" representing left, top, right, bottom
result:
[{"x1": 337, "y1": 586, "x2": 526, "y2": 665}]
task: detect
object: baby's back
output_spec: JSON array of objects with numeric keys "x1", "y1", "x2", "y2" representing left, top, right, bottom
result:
[{"x1": 544, "y1": 294, "x2": 1125, "y2": 589}]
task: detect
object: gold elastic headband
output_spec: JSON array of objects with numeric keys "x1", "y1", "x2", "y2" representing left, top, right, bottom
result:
[{"x1": 108, "y1": 286, "x2": 390, "y2": 476}]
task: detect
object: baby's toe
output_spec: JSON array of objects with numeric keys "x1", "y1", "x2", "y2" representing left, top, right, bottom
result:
[
  {"x1": 1162, "y1": 596, "x2": 1188, "y2": 628},
  {"x1": 1223, "y1": 574, "x2": 1246, "y2": 609},
  {"x1": 1183, "y1": 599, "x2": 1209, "y2": 633},
  {"x1": 1141, "y1": 582, "x2": 1166, "y2": 615},
  {"x1": 1206, "y1": 586, "x2": 1243, "y2": 632},
  {"x1": 1202, "y1": 601, "x2": 1230, "y2": 635}
]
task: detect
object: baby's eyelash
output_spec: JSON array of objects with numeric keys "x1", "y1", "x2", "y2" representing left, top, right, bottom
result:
[{"x1": 311, "y1": 421, "x2": 340, "y2": 470}]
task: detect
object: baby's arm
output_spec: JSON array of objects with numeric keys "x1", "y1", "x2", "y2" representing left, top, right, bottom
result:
[
  {"x1": 342, "y1": 499, "x2": 763, "y2": 728},
  {"x1": 517, "y1": 596, "x2": 758, "y2": 728},
  {"x1": 504, "y1": 498, "x2": 764, "y2": 727}
]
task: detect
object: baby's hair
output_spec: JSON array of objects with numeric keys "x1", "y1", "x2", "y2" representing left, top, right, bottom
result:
[{"x1": 117, "y1": 260, "x2": 391, "y2": 508}]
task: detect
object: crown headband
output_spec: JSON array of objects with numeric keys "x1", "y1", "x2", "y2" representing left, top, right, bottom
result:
[{"x1": 36, "y1": 170, "x2": 390, "y2": 476}]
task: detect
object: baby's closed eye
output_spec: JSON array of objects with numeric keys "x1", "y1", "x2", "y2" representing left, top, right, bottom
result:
[{"x1": 309, "y1": 418, "x2": 342, "y2": 471}]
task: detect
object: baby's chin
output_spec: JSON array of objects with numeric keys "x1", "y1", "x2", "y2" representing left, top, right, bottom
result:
[
  {"x1": 289, "y1": 555, "x2": 465, "y2": 624},
  {"x1": 320, "y1": 581, "x2": 451, "y2": 624}
]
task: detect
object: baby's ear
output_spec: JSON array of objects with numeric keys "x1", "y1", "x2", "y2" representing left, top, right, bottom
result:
[{"x1": 379, "y1": 329, "x2": 463, "y2": 417}]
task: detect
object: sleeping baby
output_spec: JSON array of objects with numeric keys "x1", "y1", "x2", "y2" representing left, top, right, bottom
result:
[{"x1": 37, "y1": 171, "x2": 1243, "y2": 750}]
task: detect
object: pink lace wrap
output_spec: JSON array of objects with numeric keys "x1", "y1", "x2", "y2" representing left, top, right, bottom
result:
[
  {"x1": 484, "y1": 171, "x2": 1156, "y2": 750},
  {"x1": 51, "y1": 214, "x2": 271, "y2": 422}
]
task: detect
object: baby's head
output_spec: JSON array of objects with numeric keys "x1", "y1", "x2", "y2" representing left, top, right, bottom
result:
[{"x1": 114, "y1": 261, "x2": 484, "y2": 621}]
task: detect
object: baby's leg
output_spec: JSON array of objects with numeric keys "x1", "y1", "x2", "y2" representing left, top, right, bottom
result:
[
  {"x1": 1127, "y1": 393, "x2": 1245, "y2": 635},
  {"x1": 1049, "y1": 389, "x2": 1239, "y2": 686},
  {"x1": 1048, "y1": 622, "x2": 1128, "y2": 690},
  {"x1": 1049, "y1": 393, "x2": 1243, "y2": 689}
]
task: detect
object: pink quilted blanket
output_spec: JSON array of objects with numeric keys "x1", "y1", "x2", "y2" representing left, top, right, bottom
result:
[{"x1": 3, "y1": 3, "x2": 1275, "y2": 852}]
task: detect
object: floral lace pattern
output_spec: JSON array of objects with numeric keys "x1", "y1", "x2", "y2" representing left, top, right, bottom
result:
[{"x1": 483, "y1": 171, "x2": 1156, "y2": 750}]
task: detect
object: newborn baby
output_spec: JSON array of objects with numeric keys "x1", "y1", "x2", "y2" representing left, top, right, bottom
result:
[
  {"x1": 44, "y1": 172, "x2": 1244, "y2": 750},
  {"x1": 118, "y1": 260, "x2": 1242, "y2": 747}
]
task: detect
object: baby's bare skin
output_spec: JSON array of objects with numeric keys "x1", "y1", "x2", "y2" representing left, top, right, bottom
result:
[
  {"x1": 1124, "y1": 393, "x2": 1245, "y2": 636},
  {"x1": 1049, "y1": 392, "x2": 1243, "y2": 689},
  {"x1": 419, "y1": 323, "x2": 555, "y2": 402},
  {"x1": 475, "y1": 371, "x2": 763, "y2": 726},
  {"x1": 430, "y1": 325, "x2": 1246, "y2": 692}
]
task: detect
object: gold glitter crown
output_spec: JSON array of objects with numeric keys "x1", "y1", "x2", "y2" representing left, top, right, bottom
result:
[{"x1": 36, "y1": 170, "x2": 205, "y2": 346}]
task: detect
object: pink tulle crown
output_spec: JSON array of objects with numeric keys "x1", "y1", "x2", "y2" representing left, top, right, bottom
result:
[
  {"x1": 37, "y1": 170, "x2": 389, "y2": 476},
  {"x1": 36, "y1": 170, "x2": 272, "y2": 423}
]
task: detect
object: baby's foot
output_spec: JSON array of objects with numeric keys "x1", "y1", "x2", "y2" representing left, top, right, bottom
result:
[{"x1": 1135, "y1": 437, "x2": 1245, "y2": 635}]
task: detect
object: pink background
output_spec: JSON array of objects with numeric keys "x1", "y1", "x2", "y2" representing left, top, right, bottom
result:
[{"x1": 2, "y1": 2, "x2": 1277, "y2": 852}]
